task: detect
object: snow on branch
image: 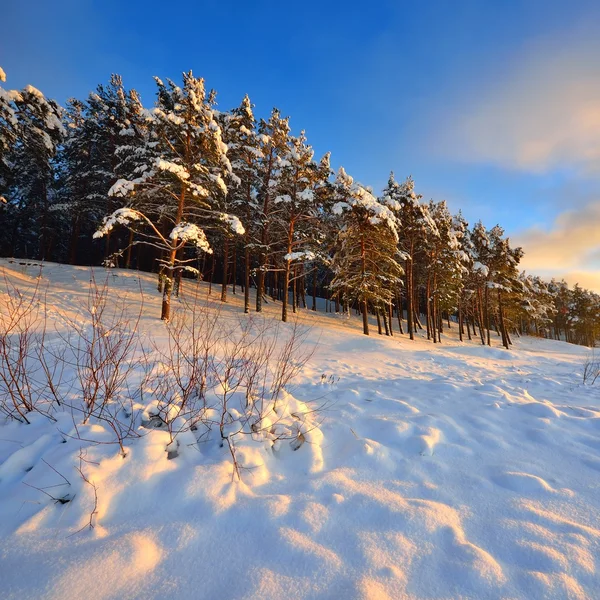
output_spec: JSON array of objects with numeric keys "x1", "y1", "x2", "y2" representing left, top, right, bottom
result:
[
  {"x1": 93, "y1": 208, "x2": 142, "y2": 239},
  {"x1": 170, "y1": 223, "x2": 212, "y2": 253},
  {"x1": 108, "y1": 158, "x2": 191, "y2": 197},
  {"x1": 219, "y1": 213, "x2": 245, "y2": 235},
  {"x1": 284, "y1": 250, "x2": 317, "y2": 263}
]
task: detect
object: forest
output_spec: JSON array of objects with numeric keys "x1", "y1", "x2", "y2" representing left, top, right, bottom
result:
[{"x1": 1, "y1": 68, "x2": 598, "y2": 347}]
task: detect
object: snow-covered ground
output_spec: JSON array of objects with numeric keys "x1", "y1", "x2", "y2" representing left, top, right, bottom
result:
[{"x1": 1, "y1": 260, "x2": 599, "y2": 600}]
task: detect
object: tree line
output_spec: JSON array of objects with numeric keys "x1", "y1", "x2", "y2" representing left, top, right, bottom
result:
[{"x1": 0, "y1": 68, "x2": 598, "y2": 346}]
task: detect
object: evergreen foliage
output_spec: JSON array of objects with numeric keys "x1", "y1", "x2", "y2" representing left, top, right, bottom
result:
[{"x1": 0, "y1": 66, "x2": 598, "y2": 345}]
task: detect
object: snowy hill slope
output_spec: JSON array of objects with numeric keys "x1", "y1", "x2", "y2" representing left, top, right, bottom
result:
[{"x1": 0, "y1": 260, "x2": 599, "y2": 600}]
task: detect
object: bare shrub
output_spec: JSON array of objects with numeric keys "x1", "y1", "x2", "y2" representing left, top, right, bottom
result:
[
  {"x1": 145, "y1": 293, "x2": 222, "y2": 454},
  {"x1": 144, "y1": 292, "x2": 316, "y2": 477},
  {"x1": 583, "y1": 351, "x2": 600, "y2": 385},
  {"x1": 0, "y1": 272, "x2": 56, "y2": 423},
  {"x1": 1, "y1": 265, "x2": 320, "y2": 480},
  {"x1": 58, "y1": 273, "x2": 145, "y2": 454}
]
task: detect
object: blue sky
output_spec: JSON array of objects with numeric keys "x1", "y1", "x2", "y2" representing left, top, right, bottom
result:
[{"x1": 3, "y1": 0, "x2": 600, "y2": 288}]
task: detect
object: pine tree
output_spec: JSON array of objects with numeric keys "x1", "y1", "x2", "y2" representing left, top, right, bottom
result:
[
  {"x1": 382, "y1": 173, "x2": 436, "y2": 340},
  {"x1": 1, "y1": 83, "x2": 64, "y2": 259},
  {"x1": 95, "y1": 72, "x2": 243, "y2": 320},
  {"x1": 330, "y1": 168, "x2": 404, "y2": 335},
  {"x1": 0, "y1": 67, "x2": 18, "y2": 207},
  {"x1": 226, "y1": 95, "x2": 262, "y2": 313},
  {"x1": 274, "y1": 131, "x2": 322, "y2": 322},
  {"x1": 254, "y1": 109, "x2": 290, "y2": 313}
]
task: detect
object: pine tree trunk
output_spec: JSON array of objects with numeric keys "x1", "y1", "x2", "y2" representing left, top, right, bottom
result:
[
  {"x1": 292, "y1": 267, "x2": 297, "y2": 314},
  {"x1": 395, "y1": 290, "x2": 404, "y2": 334},
  {"x1": 383, "y1": 306, "x2": 390, "y2": 336},
  {"x1": 103, "y1": 230, "x2": 111, "y2": 263},
  {"x1": 300, "y1": 269, "x2": 306, "y2": 308},
  {"x1": 221, "y1": 236, "x2": 229, "y2": 302},
  {"x1": 174, "y1": 267, "x2": 183, "y2": 298},
  {"x1": 432, "y1": 289, "x2": 438, "y2": 344},
  {"x1": 69, "y1": 214, "x2": 81, "y2": 265},
  {"x1": 362, "y1": 300, "x2": 369, "y2": 335},
  {"x1": 244, "y1": 246, "x2": 250, "y2": 314},
  {"x1": 498, "y1": 289, "x2": 509, "y2": 349},
  {"x1": 426, "y1": 274, "x2": 432, "y2": 340},
  {"x1": 406, "y1": 257, "x2": 414, "y2": 340},
  {"x1": 125, "y1": 228, "x2": 134, "y2": 269},
  {"x1": 476, "y1": 287, "x2": 486, "y2": 345},
  {"x1": 232, "y1": 243, "x2": 237, "y2": 294},
  {"x1": 485, "y1": 285, "x2": 491, "y2": 346},
  {"x1": 272, "y1": 269, "x2": 278, "y2": 301},
  {"x1": 162, "y1": 133, "x2": 192, "y2": 321},
  {"x1": 312, "y1": 271, "x2": 317, "y2": 311},
  {"x1": 256, "y1": 266, "x2": 265, "y2": 312},
  {"x1": 376, "y1": 308, "x2": 383, "y2": 335},
  {"x1": 208, "y1": 252, "x2": 215, "y2": 295},
  {"x1": 282, "y1": 258, "x2": 291, "y2": 322}
]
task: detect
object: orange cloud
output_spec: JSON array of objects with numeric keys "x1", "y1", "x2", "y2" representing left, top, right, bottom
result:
[{"x1": 515, "y1": 201, "x2": 600, "y2": 292}]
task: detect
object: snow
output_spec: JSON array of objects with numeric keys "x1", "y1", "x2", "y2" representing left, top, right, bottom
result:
[
  {"x1": 336, "y1": 167, "x2": 399, "y2": 237},
  {"x1": 219, "y1": 213, "x2": 245, "y2": 235},
  {"x1": 1, "y1": 259, "x2": 600, "y2": 600},
  {"x1": 93, "y1": 207, "x2": 141, "y2": 238},
  {"x1": 284, "y1": 251, "x2": 317, "y2": 262},
  {"x1": 0, "y1": 66, "x2": 6, "y2": 82},
  {"x1": 169, "y1": 222, "x2": 211, "y2": 252},
  {"x1": 155, "y1": 159, "x2": 190, "y2": 180},
  {"x1": 108, "y1": 178, "x2": 136, "y2": 197},
  {"x1": 23, "y1": 84, "x2": 45, "y2": 99},
  {"x1": 473, "y1": 261, "x2": 490, "y2": 276}
]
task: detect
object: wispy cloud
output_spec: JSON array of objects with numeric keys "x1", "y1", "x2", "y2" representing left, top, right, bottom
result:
[{"x1": 438, "y1": 30, "x2": 600, "y2": 174}]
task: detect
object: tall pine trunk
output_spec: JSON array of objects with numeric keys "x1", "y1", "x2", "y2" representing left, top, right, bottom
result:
[
  {"x1": 362, "y1": 300, "x2": 369, "y2": 335},
  {"x1": 244, "y1": 246, "x2": 251, "y2": 314},
  {"x1": 221, "y1": 236, "x2": 229, "y2": 302},
  {"x1": 161, "y1": 182, "x2": 186, "y2": 321},
  {"x1": 498, "y1": 289, "x2": 509, "y2": 349},
  {"x1": 282, "y1": 219, "x2": 295, "y2": 322},
  {"x1": 406, "y1": 255, "x2": 414, "y2": 340}
]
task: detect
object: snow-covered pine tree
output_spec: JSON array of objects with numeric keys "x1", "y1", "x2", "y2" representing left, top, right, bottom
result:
[
  {"x1": 567, "y1": 285, "x2": 600, "y2": 346},
  {"x1": 95, "y1": 72, "x2": 243, "y2": 320},
  {"x1": 225, "y1": 95, "x2": 262, "y2": 312},
  {"x1": 308, "y1": 151, "x2": 336, "y2": 312},
  {"x1": 382, "y1": 173, "x2": 436, "y2": 340},
  {"x1": 254, "y1": 108, "x2": 290, "y2": 313},
  {"x1": 518, "y1": 274, "x2": 555, "y2": 339},
  {"x1": 486, "y1": 226, "x2": 523, "y2": 348},
  {"x1": 425, "y1": 200, "x2": 465, "y2": 343},
  {"x1": 56, "y1": 86, "x2": 137, "y2": 264},
  {"x1": 330, "y1": 168, "x2": 404, "y2": 335},
  {"x1": 214, "y1": 98, "x2": 262, "y2": 303},
  {"x1": 449, "y1": 211, "x2": 472, "y2": 342},
  {"x1": 274, "y1": 131, "x2": 322, "y2": 322},
  {"x1": 469, "y1": 221, "x2": 492, "y2": 344},
  {"x1": 0, "y1": 82, "x2": 64, "y2": 259},
  {"x1": 82, "y1": 76, "x2": 139, "y2": 261},
  {"x1": 0, "y1": 67, "x2": 18, "y2": 208}
]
